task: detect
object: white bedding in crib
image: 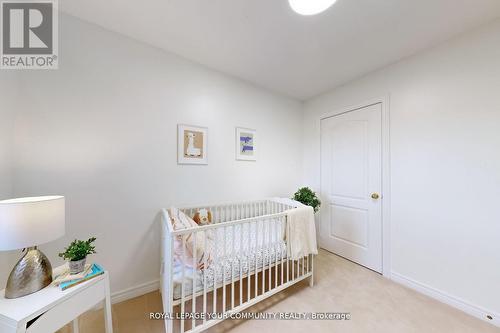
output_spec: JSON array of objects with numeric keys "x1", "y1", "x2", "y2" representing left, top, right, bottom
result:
[{"x1": 172, "y1": 218, "x2": 286, "y2": 300}]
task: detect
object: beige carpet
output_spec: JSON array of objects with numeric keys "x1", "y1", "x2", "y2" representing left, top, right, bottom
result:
[{"x1": 59, "y1": 249, "x2": 499, "y2": 333}]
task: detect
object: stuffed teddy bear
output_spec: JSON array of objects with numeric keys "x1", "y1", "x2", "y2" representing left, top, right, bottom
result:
[{"x1": 193, "y1": 208, "x2": 212, "y2": 225}]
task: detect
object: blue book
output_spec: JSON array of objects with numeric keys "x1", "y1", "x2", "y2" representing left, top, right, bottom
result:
[{"x1": 60, "y1": 263, "x2": 104, "y2": 290}]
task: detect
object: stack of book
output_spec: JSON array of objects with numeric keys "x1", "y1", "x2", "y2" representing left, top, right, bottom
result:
[{"x1": 52, "y1": 263, "x2": 104, "y2": 290}]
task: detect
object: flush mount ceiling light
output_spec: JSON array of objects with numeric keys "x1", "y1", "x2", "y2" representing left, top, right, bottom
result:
[{"x1": 289, "y1": 0, "x2": 337, "y2": 15}]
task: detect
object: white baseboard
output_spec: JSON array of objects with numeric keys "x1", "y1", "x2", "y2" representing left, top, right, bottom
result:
[
  {"x1": 111, "y1": 279, "x2": 160, "y2": 305},
  {"x1": 391, "y1": 271, "x2": 499, "y2": 327}
]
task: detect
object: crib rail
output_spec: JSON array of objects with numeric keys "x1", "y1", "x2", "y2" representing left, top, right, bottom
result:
[
  {"x1": 179, "y1": 199, "x2": 294, "y2": 224},
  {"x1": 161, "y1": 199, "x2": 313, "y2": 333}
]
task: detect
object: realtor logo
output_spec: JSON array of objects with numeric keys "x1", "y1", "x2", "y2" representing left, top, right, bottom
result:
[{"x1": 1, "y1": 0, "x2": 58, "y2": 69}]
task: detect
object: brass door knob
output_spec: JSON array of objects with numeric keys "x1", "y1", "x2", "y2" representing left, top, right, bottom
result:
[{"x1": 371, "y1": 193, "x2": 380, "y2": 199}]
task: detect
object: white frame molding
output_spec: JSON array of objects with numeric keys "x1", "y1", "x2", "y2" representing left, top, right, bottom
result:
[
  {"x1": 318, "y1": 95, "x2": 391, "y2": 277},
  {"x1": 177, "y1": 124, "x2": 208, "y2": 165},
  {"x1": 235, "y1": 127, "x2": 257, "y2": 161}
]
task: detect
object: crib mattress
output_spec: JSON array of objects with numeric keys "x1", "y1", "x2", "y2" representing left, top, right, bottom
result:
[{"x1": 172, "y1": 241, "x2": 287, "y2": 300}]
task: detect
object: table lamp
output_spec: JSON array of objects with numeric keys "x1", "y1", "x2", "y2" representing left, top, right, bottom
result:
[{"x1": 0, "y1": 196, "x2": 65, "y2": 299}]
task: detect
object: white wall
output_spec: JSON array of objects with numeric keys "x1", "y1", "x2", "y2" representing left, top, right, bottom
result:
[
  {"x1": 4, "y1": 15, "x2": 303, "y2": 294},
  {"x1": 0, "y1": 72, "x2": 21, "y2": 287},
  {"x1": 303, "y1": 20, "x2": 500, "y2": 319},
  {"x1": 0, "y1": 72, "x2": 16, "y2": 199}
]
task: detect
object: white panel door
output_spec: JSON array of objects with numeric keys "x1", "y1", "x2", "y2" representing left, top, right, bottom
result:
[{"x1": 320, "y1": 103, "x2": 382, "y2": 272}]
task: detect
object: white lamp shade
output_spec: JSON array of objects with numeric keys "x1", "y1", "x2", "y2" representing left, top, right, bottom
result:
[{"x1": 0, "y1": 196, "x2": 65, "y2": 251}]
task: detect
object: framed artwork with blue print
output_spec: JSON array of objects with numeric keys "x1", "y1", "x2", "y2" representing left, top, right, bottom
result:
[{"x1": 236, "y1": 127, "x2": 256, "y2": 161}]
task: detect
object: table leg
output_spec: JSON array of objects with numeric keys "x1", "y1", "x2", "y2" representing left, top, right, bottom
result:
[
  {"x1": 72, "y1": 318, "x2": 79, "y2": 333},
  {"x1": 104, "y1": 274, "x2": 113, "y2": 333}
]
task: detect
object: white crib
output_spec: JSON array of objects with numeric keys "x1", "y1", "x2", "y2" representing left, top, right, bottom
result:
[{"x1": 160, "y1": 198, "x2": 315, "y2": 333}]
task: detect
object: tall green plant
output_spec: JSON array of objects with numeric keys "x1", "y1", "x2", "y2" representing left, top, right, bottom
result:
[
  {"x1": 59, "y1": 237, "x2": 97, "y2": 261},
  {"x1": 292, "y1": 187, "x2": 321, "y2": 213}
]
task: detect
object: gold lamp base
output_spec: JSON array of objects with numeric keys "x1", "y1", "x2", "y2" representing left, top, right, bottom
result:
[{"x1": 5, "y1": 247, "x2": 53, "y2": 299}]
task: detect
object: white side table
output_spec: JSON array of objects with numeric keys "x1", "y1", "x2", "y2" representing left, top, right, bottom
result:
[{"x1": 0, "y1": 268, "x2": 113, "y2": 333}]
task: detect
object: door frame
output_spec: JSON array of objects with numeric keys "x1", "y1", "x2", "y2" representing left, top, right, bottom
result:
[{"x1": 318, "y1": 95, "x2": 391, "y2": 277}]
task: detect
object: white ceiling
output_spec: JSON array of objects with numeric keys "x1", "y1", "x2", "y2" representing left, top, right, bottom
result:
[{"x1": 61, "y1": 0, "x2": 500, "y2": 100}]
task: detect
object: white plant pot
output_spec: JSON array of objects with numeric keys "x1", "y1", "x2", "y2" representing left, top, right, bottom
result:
[{"x1": 69, "y1": 258, "x2": 86, "y2": 274}]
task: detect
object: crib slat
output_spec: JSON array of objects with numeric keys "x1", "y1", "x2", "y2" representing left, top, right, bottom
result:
[
  {"x1": 255, "y1": 220, "x2": 259, "y2": 297},
  {"x1": 305, "y1": 256, "x2": 308, "y2": 275},
  {"x1": 268, "y1": 219, "x2": 272, "y2": 292},
  {"x1": 213, "y1": 226, "x2": 218, "y2": 315},
  {"x1": 231, "y1": 225, "x2": 235, "y2": 310},
  {"x1": 223, "y1": 225, "x2": 227, "y2": 313},
  {"x1": 262, "y1": 219, "x2": 266, "y2": 294},
  {"x1": 273, "y1": 219, "x2": 281, "y2": 288},
  {"x1": 307, "y1": 254, "x2": 312, "y2": 273},
  {"x1": 311, "y1": 254, "x2": 314, "y2": 285},
  {"x1": 280, "y1": 216, "x2": 284, "y2": 286},
  {"x1": 181, "y1": 234, "x2": 186, "y2": 333},
  {"x1": 203, "y1": 231, "x2": 207, "y2": 325},
  {"x1": 247, "y1": 221, "x2": 251, "y2": 303},
  {"x1": 291, "y1": 242, "x2": 295, "y2": 281},
  {"x1": 192, "y1": 231, "x2": 197, "y2": 330},
  {"x1": 239, "y1": 224, "x2": 243, "y2": 306}
]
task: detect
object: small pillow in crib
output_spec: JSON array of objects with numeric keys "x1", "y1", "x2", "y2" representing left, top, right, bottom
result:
[
  {"x1": 169, "y1": 207, "x2": 212, "y2": 269},
  {"x1": 170, "y1": 206, "x2": 198, "y2": 229},
  {"x1": 193, "y1": 208, "x2": 212, "y2": 225}
]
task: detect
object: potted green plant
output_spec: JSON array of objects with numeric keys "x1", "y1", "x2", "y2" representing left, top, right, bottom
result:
[
  {"x1": 292, "y1": 187, "x2": 321, "y2": 213},
  {"x1": 59, "y1": 237, "x2": 97, "y2": 274}
]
